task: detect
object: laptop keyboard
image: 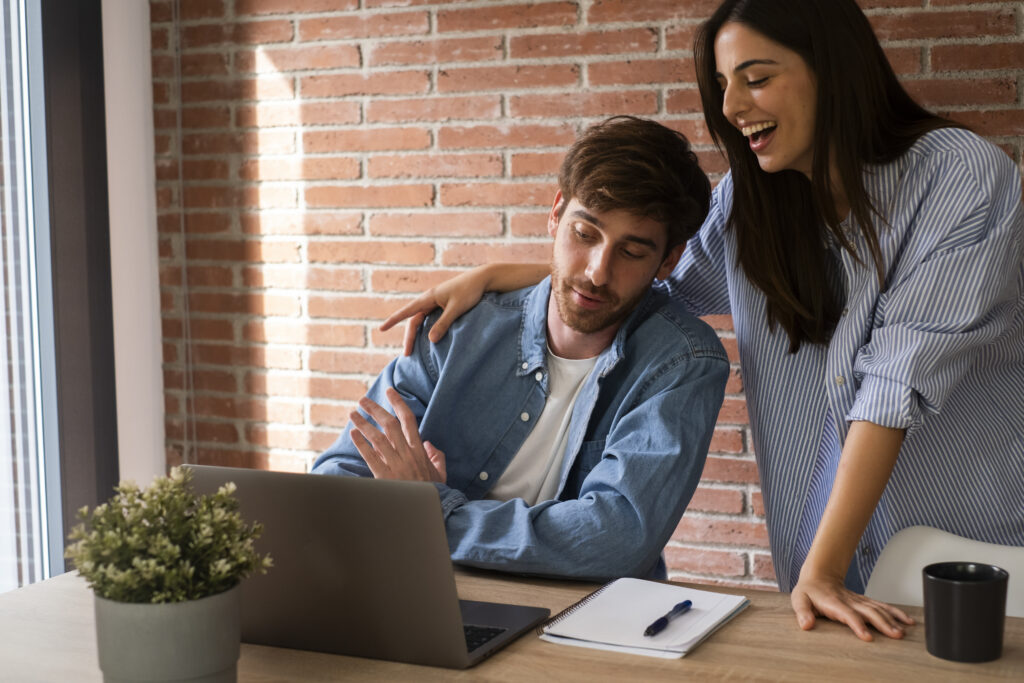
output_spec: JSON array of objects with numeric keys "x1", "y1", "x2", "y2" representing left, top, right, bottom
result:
[{"x1": 464, "y1": 624, "x2": 507, "y2": 652}]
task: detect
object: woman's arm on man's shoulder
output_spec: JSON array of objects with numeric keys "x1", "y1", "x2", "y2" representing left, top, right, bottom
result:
[{"x1": 380, "y1": 262, "x2": 549, "y2": 355}]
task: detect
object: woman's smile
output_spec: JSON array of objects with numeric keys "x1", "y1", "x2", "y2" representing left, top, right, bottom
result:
[{"x1": 742, "y1": 121, "x2": 778, "y2": 152}]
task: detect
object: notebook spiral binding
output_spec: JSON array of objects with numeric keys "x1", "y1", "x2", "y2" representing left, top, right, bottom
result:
[{"x1": 535, "y1": 581, "x2": 614, "y2": 634}]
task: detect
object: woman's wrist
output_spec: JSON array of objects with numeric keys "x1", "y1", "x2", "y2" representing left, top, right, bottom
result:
[
  {"x1": 475, "y1": 263, "x2": 499, "y2": 291},
  {"x1": 474, "y1": 262, "x2": 548, "y2": 294},
  {"x1": 797, "y1": 422, "x2": 906, "y2": 587},
  {"x1": 798, "y1": 553, "x2": 850, "y2": 584}
]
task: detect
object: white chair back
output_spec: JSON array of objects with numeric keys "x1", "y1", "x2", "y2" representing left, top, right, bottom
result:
[{"x1": 864, "y1": 526, "x2": 1024, "y2": 618}]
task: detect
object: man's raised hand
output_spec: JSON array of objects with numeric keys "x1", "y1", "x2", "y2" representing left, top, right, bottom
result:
[{"x1": 349, "y1": 387, "x2": 446, "y2": 483}]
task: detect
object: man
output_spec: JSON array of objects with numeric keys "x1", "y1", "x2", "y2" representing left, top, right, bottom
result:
[{"x1": 313, "y1": 116, "x2": 729, "y2": 581}]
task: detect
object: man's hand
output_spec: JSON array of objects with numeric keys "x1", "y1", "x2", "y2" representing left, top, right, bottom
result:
[{"x1": 349, "y1": 387, "x2": 447, "y2": 483}]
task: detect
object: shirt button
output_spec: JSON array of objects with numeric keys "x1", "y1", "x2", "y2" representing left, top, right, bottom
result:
[
  {"x1": 841, "y1": 307, "x2": 849, "y2": 316},
  {"x1": 520, "y1": 412, "x2": 530, "y2": 421},
  {"x1": 835, "y1": 375, "x2": 845, "y2": 386},
  {"x1": 861, "y1": 545, "x2": 871, "y2": 556},
  {"x1": 534, "y1": 371, "x2": 543, "y2": 381},
  {"x1": 521, "y1": 362, "x2": 528, "y2": 370},
  {"x1": 479, "y1": 472, "x2": 489, "y2": 481}
]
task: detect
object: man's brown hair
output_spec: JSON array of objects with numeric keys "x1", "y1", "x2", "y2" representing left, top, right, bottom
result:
[{"x1": 557, "y1": 115, "x2": 711, "y2": 252}]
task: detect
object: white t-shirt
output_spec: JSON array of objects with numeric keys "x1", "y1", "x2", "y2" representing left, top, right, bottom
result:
[{"x1": 485, "y1": 348, "x2": 597, "y2": 506}]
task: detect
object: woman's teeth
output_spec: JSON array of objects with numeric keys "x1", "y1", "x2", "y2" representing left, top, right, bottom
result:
[{"x1": 742, "y1": 122, "x2": 777, "y2": 138}]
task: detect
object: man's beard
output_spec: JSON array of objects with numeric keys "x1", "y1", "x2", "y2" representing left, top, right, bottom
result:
[{"x1": 550, "y1": 263, "x2": 644, "y2": 334}]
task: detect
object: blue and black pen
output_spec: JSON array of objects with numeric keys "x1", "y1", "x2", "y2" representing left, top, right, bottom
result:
[{"x1": 643, "y1": 600, "x2": 693, "y2": 637}]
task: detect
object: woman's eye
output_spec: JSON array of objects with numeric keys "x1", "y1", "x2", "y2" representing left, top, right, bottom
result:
[{"x1": 747, "y1": 77, "x2": 769, "y2": 87}]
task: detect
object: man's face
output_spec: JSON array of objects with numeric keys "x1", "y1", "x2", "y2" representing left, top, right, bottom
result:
[{"x1": 548, "y1": 192, "x2": 683, "y2": 335}]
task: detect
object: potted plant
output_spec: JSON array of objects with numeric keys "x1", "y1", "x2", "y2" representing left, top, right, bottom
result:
[{"x1": 65, "y1": 466, "x2": 272, "y2": 683}]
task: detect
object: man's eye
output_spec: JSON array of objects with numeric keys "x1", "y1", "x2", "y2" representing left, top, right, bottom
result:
[
  {"x1": 621, "y1": 249, "x2": 643, "y2": 259},
  {"x1": 574, "y1": 227, "x2": 594, "y2": 240}
]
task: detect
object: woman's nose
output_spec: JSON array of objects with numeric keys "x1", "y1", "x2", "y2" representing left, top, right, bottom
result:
[{"x1": 721, "y1": 81, "x2": 748, "y2": 123}]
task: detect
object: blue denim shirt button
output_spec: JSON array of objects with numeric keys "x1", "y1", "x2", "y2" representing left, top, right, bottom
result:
[
  {"x1": 520, "y1": 412, "x2": 530, "y2": 421},
  {"x1": 521, "y1": 362, "x2": 528, "y2": 370},
  {"x1": 534, "y1": 371, "x2": 543, "y2": 381},
  {"x1": 479, "y1": 471, "x2": 489, "y2": 481}
]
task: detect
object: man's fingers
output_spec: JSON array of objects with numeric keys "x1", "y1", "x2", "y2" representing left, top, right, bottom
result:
[
  {"x1": 424, "y1": 441, "x2": 446, "y2": 481},
  {"x1": 351, "y1": 429, "x2": 387, "y2": 477},
  {"x1": 348, "y1": 411, "x2": 393, "y2": 456},
  {"x1": 357, "y1": 397, "x2": 404, "y2": 448},
  {"x1": 385, "y1": 388, "x2": 423, "y2": 450}
]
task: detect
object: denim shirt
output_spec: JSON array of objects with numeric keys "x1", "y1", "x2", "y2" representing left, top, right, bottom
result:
[{"x1": 312, "y1": 278, "x2": 729, "y2": 581}]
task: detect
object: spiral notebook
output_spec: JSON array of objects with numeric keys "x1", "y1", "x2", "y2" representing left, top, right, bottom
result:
[{"x1": 540, "y1": 578, "x2": 749, "y2": 659}]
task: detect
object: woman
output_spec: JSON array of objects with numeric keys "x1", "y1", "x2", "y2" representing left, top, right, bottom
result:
[{"x1": 382, "y1": 0, "x2": 1024, "y2": 640}]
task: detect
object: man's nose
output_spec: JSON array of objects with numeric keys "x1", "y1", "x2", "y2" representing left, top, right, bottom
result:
[{"x1": 585, "y1": 246, "x2": 613, "y2": 288}]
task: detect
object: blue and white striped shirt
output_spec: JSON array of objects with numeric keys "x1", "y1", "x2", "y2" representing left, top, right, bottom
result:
[{"x1": 662, "y1": 128, "x2": 1024, "y2": 591}]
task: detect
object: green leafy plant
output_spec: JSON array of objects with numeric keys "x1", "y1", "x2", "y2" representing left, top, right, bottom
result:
[{"x1": 65, "y1": 467, "x2": 272, "y2": 604}]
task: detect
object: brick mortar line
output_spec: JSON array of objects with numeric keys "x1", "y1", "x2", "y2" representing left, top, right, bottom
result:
[
  {"x1": 156, "y1": 73, "x2": 1019, "y2": 86},
  {"x1": 158, "y1": 95, "x2": 1023, "y2": 108},
  {"x1": 153, "y1": 107, "x2": 1023, "y2": 122},
  {"x1": 151, "y1": 30, "x2": 1024, "y2": 56},
  {"x1": 154, "y1": 50, "x2": 1024, "y2": 75},
  {"x1": 161, "y1": 4, "x2": 1020, "y2": 24}
]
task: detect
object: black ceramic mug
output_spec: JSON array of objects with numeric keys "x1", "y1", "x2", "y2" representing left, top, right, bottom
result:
[{"x1": 923, "y1": 562, "x2": 1008, "y2": 663}]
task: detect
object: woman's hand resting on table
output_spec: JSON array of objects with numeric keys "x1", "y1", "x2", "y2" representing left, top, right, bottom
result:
[{"x1": 791, "y1": 569, "x2": 915, "y2": 642}]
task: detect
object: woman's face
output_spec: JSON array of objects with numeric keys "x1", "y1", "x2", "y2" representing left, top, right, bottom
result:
[{"x1": 713, "y1": 22, "x2": 817, "y2": 177}]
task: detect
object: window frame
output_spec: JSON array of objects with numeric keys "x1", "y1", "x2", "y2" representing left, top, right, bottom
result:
[{"x1": 31, "y1": 0, "x2": 118, "y2": 576}]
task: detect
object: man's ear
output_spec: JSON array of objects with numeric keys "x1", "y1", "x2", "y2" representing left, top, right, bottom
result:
[
  {"x1": 547, "y1": 190, "x2": 565, "y2": 238},
  {"x1": 655, "y1": 243, "x2": 685, "y2": 280}
]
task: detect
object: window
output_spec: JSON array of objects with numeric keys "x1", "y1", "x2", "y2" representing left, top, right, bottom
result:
[
  {"x1": 1, "y1": 0, "x2": 118, "y2": 592},
  {"x1": 0, "y1": 0, "x2": 47, "y2": 591}
]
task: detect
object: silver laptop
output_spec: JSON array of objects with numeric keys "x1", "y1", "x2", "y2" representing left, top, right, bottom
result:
[{"x1": 185, "y1": 465, "x2": 550, "y2": 669}]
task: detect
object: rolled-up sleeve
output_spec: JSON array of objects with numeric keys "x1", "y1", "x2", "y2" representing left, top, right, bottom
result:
[{"x1": 848, "y1": 147, "x2": 1024, "y2": 431}]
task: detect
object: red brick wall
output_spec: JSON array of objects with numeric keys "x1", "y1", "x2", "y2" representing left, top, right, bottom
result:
[{"x1": 151, "y1": 0, "x2": 1024, "y2": 590}]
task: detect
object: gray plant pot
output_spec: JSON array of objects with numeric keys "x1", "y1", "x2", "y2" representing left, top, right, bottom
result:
[{"x1": 94, "y1": 584, "x2": 241, "y2": 683}]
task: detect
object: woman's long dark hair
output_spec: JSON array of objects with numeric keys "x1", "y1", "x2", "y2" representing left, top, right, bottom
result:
[{"x1": 695, "y1": 0, "x2": 961, "y2": 352}]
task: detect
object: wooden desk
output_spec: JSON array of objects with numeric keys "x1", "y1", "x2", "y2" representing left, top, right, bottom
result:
[{"x1": 1, "y1": 571, "x2": 1021, "y2": 681}]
